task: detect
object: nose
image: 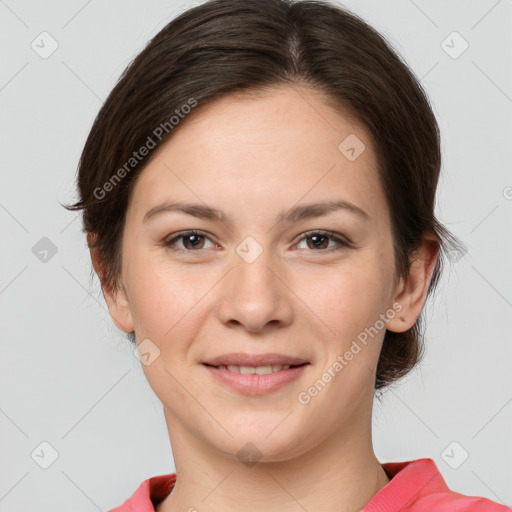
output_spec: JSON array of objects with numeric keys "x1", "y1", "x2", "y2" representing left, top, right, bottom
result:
[{"x1": 216, "y1": 248, "x2": 294, "y2": 333}]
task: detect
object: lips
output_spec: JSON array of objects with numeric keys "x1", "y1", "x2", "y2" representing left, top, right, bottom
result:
[
  {"x1": 203, "y1": 360, "x2": 309, "y2": 395},
  {"x1": 202, "y1": 352, "x2": 310, "y2": 367}
]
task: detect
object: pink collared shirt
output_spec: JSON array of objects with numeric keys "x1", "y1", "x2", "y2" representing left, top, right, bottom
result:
[{"x1": 108, "y1": 458, "x2": 511, "y2": 511}]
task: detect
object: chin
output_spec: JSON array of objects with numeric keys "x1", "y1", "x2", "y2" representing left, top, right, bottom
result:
[{"x1": 208, "y1": 425, "x2": 307, "y2": 465}]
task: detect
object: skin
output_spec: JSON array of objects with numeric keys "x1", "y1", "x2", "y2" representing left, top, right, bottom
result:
[{"x1": 90, "y1": 84, "x2": 438, "y2": 511}]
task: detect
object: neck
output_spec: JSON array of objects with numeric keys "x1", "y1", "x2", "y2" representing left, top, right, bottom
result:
[{"x1": 157, "y1": 405, "x2": 390, "y2": 512}]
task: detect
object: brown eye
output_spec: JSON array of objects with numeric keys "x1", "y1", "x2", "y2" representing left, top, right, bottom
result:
[
  {"x1": 296, "y1": 231, "x2": 350, "y2": 252},
  {"x1": 306, "y1": 234, "x2": 329, "y2": 250},
  {"x1": 181, "y1": 233, "x2": 205, "y2": 250},
  {"x1": 163, "y1": 230, "x2": 217, "y2": 252}
]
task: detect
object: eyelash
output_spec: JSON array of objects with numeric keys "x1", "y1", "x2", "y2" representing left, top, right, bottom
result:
[{"x1": 162, "y1": 229, "x2": 351, "y2": 254}]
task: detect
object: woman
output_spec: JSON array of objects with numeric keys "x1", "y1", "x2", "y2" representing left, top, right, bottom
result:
[{"x1": 64, "y1": 0, "x2": 511, "y2": 510}]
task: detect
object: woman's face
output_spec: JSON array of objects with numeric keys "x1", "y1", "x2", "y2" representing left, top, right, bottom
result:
[{"x1": 106, "y1": 85, "x2": 410, "y2": 461}]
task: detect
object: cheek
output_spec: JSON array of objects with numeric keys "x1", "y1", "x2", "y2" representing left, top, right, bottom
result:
[
  {"x1": 129, "y1": 262, "x2": 207, "y2": 391},
  {"x1": 127, "y1": 255, "x2": 216, "y2": 344},
  {"x1": 305, "y1": 261, "x2": 390, "y2": 342}
]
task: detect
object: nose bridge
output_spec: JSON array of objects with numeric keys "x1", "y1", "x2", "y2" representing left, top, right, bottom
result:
[
  {"x1": 233, "y1": 236, "x2": 278, "y2": 303},
  {"x1": 236, "y1": 243, "x2": 274, "y2": 290}
]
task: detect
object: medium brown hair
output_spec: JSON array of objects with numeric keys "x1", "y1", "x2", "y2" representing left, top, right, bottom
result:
[{"x1": 63, "y1": 0, "x2": 464, "y2": 391}]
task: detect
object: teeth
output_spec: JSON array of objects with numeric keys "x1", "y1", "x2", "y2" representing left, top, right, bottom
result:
[{"x1": 219, "y1": 364, "x2": 291, "y2": 374}]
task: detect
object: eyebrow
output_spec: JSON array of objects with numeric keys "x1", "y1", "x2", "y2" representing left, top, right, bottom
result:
[{"x1": 142, "y1": 199, "x2": 370, "y2": 225}]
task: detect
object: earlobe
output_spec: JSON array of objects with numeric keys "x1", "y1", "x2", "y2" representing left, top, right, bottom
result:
[
  {"x1": 386, "y1": 238, "x2": 439, "y2": 333},
  {"x1": 103, "y1": 282, "x2": 135, "y2": 335},
  {"x1": 88, "y1": 238, "x2": 135, "y2": 334}
]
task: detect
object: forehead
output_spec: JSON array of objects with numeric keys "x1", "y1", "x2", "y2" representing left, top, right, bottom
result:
[
  {"x1": 127, "y1": 85, "x2": 386, "y2": 226},
  {"x1": 171, "y1": 84, "x2": 369, "y2": 153}
]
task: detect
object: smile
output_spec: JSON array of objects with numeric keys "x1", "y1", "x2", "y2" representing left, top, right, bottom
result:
[
  {"x1": 215, "y1": 364, "x2": 292, "y2": 374},
  {"x1": 202, "y1": 363, "x2": 309, "y2": 395}
]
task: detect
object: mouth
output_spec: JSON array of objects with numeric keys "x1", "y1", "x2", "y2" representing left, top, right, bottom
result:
[
  {"x1": 202, "y1": 362, "x2": 309, "y2": 374},
  {"x1": 201, "y1": 358, "x2": 311, "y2": 395}
]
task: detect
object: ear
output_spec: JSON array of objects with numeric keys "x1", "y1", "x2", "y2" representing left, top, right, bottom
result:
[
  {"x1": 88, "y1": 233, "x2": 134, "y2": 334},
  {"x1": 386, "y1": 235, "x2": 440, "y2": 333}
]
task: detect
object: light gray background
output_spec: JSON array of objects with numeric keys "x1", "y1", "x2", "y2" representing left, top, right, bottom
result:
[{"x1": 1, "y1": 0, "x2": 511, "y2": 510}]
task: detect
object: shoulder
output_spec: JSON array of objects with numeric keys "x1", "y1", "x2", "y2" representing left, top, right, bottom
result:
[
  {"x1": 364, "y1": 458, "x2": 511, "y2": 512},
  {"x1": 412, "y1": 489, "x2": 512, "y2": 512},
  {"x1": 107, "y1": 473, "x2": 177, "y2": 512}
]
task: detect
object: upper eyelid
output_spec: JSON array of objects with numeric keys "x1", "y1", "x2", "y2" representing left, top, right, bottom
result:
[{"x1": 164, "y1": 229, "x2": 217, "y2": 244}]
